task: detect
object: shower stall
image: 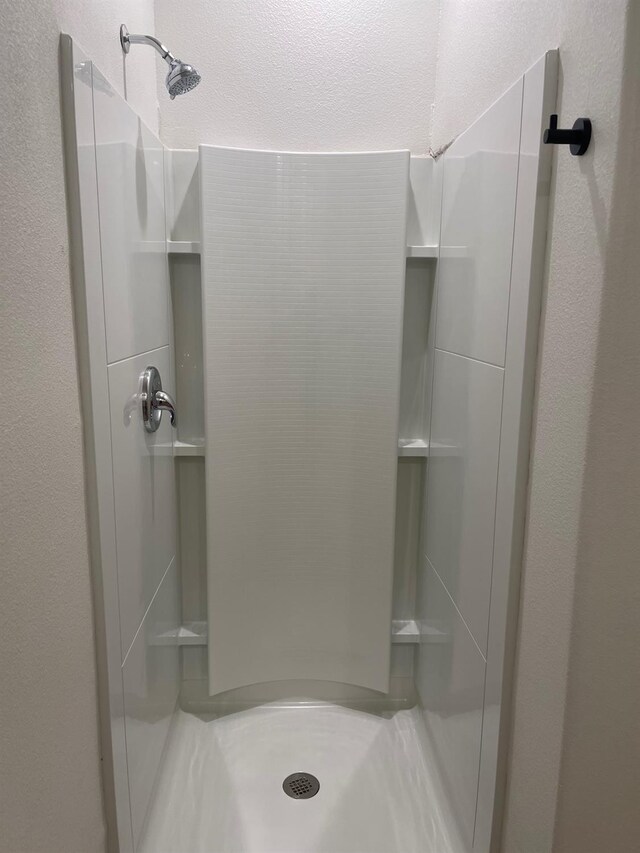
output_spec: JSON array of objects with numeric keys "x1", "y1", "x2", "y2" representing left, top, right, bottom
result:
[{"x1": 61, "y1": 31, "x2": 557, "y2": 853}]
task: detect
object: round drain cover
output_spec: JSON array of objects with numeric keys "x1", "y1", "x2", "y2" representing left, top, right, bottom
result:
[{"x1": 282, "y1": 772, "x2": 320, "y2": 800}]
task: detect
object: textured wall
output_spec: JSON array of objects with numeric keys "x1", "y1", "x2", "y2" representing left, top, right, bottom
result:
[
  {"x1": 53, "y1": 0, "x2": 160, "y2": 132},
  {"x1": 551, "y1": 4, "x2": 640, "y2": 849},
  {"x1": 0, "y1": 1, "x2": 156, "y2": 851},
  {"x1": 155, "y1": 0, "x2": 439, "y2": 152},
  {"x1": 432, "y1": 2, "x2": 638, "y2": 851}
]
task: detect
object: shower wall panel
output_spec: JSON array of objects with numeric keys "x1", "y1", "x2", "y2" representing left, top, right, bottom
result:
[
  {"x1": 200, "y1": 146, "x2": 409, "y2": 695},
  {"x1": 416, "y1": 52, "x2": 557, "y2": 852},
  {"x1": 61, "y1": 36, "x2": 179, "y2": 852},
  {"x1": 93, "y1": 91, "x2": 171, "y2": 365}
]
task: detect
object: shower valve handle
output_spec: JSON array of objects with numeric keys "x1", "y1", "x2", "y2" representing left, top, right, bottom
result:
[
  {"x1": 140, "y1": 366, "x2": 177, "y2": 432},
  {"x1": 153, "y1": 390, "x2": 177, "y2": 427}
]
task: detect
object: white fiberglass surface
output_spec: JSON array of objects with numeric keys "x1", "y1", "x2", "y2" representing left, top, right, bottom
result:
[
  {"x1": 140, "y1": 703, "x2": 462, "y2": 853},
  {"x1": 200, "y1": 146, "x2": 409, "y2": 695}
]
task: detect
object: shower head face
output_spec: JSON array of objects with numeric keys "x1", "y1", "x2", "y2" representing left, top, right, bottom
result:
[{"x1": 166, "y1": 60, "x2": 201, "y2": 99}]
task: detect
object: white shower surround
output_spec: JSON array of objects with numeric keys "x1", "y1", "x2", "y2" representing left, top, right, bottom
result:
[{"x1": 62, "y1": 32, "x2": 559, "y2": 853}]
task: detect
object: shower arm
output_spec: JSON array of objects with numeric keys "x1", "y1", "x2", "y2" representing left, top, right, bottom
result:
[{"x1": 120, "y1": 25, "x2": 176, "y2": 65}]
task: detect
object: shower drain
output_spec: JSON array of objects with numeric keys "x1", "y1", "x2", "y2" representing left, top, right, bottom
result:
[{"x1": 282, "y1": 772, "x2": 320, "y2": 799}]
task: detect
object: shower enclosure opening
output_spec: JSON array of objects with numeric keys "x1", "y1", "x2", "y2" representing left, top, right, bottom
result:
[{"x1": 60, "y1": 27, "x2": 557, "y2": 853}]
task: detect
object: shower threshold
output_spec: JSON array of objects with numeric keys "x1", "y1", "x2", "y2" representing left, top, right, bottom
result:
[{"x1": 139, "y1": 701, "x2": 462, "y2": 853}]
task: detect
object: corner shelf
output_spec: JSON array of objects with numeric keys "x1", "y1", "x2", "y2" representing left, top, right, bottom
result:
[
  {"x1": 406, "y1": 245, "x2": 438, "y2": 258},
  {"x1": 391, "y1": 620, "x2": 420, "y2": 644},
  {"x1": 153, "y1": 621, "x2": 208, "y2": 647},
  {"x1": 168, "y1": 240, "x2": 201, "y2": 254},
  {"x1": 174, "y1": 439, "x2": 439, "y2": 460},
  {"x1": 167, "y1": 619, "x2": 421, "y2": 647},
  {"x1": 168, "y1": 241, "x2": 439, "y2": 259},
  {"x1": 398, "y1": 439, "x2": 429, "y2": 458},
  {"x1": 174, "y1": 439, "x2": 205, "y2": 457}
]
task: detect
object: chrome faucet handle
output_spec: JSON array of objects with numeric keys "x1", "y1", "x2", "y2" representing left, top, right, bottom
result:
[
  {"x1": 153, "y1": 390, "x2": 177, "y2": 427},
  {"x1": 140, "y1": 366, "x2": 177, "y2": 432}
]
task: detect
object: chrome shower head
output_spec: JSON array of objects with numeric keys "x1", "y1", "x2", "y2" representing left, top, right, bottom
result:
[
  {"x1": 166, "y1": 60, "x2": 201, "y2": 100},
  {"x1": 120, "y1": 24, "x2": 201, "y2": 99}
]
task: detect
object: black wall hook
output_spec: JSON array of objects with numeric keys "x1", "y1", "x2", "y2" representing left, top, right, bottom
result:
[{"x1": 543, "y1": 114, "x2": 592, "y2": 156}]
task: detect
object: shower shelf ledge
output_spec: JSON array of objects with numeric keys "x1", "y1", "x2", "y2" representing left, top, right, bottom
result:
[
  {"x1": 173, "y1": 439, "x2": 456, "y2": 459},
  {"x1": 406, "y1": 245, "x2": 438, "y2": 258},
  {"x1": 174, "y1": 439, "x2": 205, "y2": 456},
  {"x1": 162, "y1": 620, "x2": 422, "y2": 646},
  {"x1": 398, "y1": 439, "x2": 429, "y2": 457},
  {"x1": 167, "y1": 241, "x2": 439, "y2": 259},
  {"x1": 391, "y1": 620, "x2": 420, "y2": 644},
  {"x1": 168, "y1": 240, "x2": 201, "y2": 254},
  {"x1": 153, "y1": 622, "x2": 208, "y2": 646}
]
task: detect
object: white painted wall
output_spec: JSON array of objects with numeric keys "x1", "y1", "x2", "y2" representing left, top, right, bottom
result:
[
  {"x1": 0, "y1": 2, "x2": 158, "y2": 851},
  {"x1": 549, "y1": 5, "x2": 640, "y2": 849},
  {"x1": 432, "y1": 2, "x2": 639, "y2": 851},
  {"x1": 155, "y1": 0, "x2": 439, "y2": 152},
  {"x1": 53, "y1": 0, "x2": 160, "y2": 132}
]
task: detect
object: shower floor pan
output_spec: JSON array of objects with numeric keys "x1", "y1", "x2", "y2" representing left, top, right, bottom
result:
[{"x1": 140, "y1": 702, "x2": 462, "y2": 853}]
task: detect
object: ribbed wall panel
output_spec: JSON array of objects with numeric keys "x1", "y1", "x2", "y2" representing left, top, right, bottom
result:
[{"x1": 200, "y1": 146, "x2": 409, "y2": 694}]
